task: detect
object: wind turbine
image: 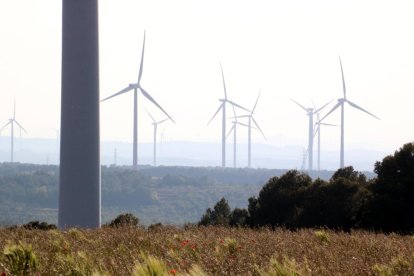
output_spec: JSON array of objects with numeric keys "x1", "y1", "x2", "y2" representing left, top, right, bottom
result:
[
  {"x1": 101, "y1": 32, "x2": 173, "y2": 170},
  {"x1": 320, "y1": 57, "x2": 380, "y2": 168},
  {"x1": 313, "y1": 106, "x2": 338, "y2": 171},
  {"x1": 291, "y1": 99, "x2": 331, "y2": 171},
  {"x1": 226, "y1": 104, "x2": 253, "y2": 168},
  {"x1": 207, "y1": 63, "x2": 250, "y2": 167},
  {"x1": 145, "y1": 109, "x2": 172, "y2": 166},
  {"x1": 235, "y1": 91, "x2": 265, "y2": 168},
  {"x1": 0, "y1": 100, "x2": 27, "y2": 162}
]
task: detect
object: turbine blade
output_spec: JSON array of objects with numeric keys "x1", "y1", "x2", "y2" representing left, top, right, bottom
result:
[
  {"x1": 14, "y1": 120, "x2": 27, "y2": 134},
  {"x1": 252, "y1": 117, "x2": 266, "y2": 139},
  {"x1": 226, "y1": 124, "x2": 235, "y2": 138},
  {"x1": 313, "y1": 126, "x2": 319, "y2": 138},
  {"x1": 312, "y1": 100, "x2": 321, "y2": 122},
  {"x1": 290, "y1": 99, "x2": 308, "y2": 113},
  {"x1": 315, "y1": 99, "x2": 334, "y2": 114},
  {"x1": 101, "y1": 86, "x2": 133, "y2": 102},
  {"x1": 237, "y1": 121, "x2": 255, "y2": 129},
  {"x1": 220, "y1": 62, "x2": 227, "y2": 100},
  {"x1": 231, "y1": 101, "x2": 237, "y2": 122},
  {"x1": 320, "y1": 123, "x2": 339, "y2": 127},
  {"x1": 0, "y1": 121, "x2": 11, "y2": 130},
  {"x1": 227, "y1": 100, "x2": 250, "y2": 112},
  {"x1": 13, "y1": 98, "x2": 16, "y2": 119},
  {"x1": 144, "y1": 108, "x2": 156, "y2": 123},
  {"x1": 252, "y1": 90, "x2": 261, "y2": 114},
  {"x1": 339, "y1": 56, "x2": 346, "y2": 99},
  {"x1": 140, "y1": 87, "x2": 175, "y2": 123},
  {"x1": 157, "y1": 118, "x2": 170, "y2": 125},
  {"x1": 347, "y1": 100, "x2": 380, "y2": 120},
  {"x1": 320, "y1": 102, "x2": 341, "y2": 122},
  {"x1": 138, "y1": 31, "x2": 146, "y2": 84},
  {"x1": 207, "y1": 104, "x2": 223, "y2": 126}
]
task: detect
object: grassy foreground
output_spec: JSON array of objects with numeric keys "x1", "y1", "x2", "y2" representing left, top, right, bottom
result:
[{"x1": 0, "y1": 226, "x2": 413, "y2": 275}]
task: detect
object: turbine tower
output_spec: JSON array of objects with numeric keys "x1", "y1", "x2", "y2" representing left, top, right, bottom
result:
[
  {"x1": 236, "y1": 91, "x2": 265, "y2": 168},
  {"x1": 313, "y1": 107, "x2": 338, "y2": 171},
  {"x1": 321, "y1": 57, "x2": 380, "y2": 168},
  {"x1": 0, "y1": 100, "x2": 27, "y2": 162},
  {"x1": 291, "y1": 99, "x2": 331, "y2": 171},
  {"x1": 101, "y1": 32, "x2": 173, "y2": 170},
  {"x1": 145, "y1": 109, "x2": 172, "y2": 166},
  {"x1": 207, "y1": 63, "x2": 250, "y2": 167},
  {"x1": 59, "y1": 0, "x2": 100, "y2": 228}
]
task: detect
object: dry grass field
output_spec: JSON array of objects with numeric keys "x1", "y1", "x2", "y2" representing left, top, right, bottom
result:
[{"x1": 0, "y1": 226, "x2": 413, "y2": 275}]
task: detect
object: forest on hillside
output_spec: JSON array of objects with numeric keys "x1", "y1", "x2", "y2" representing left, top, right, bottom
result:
[{"x1": 0, "y1": 163, "x2": 374, "y2": 226}]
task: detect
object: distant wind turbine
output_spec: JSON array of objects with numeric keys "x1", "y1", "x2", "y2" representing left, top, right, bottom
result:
[
  {"x1": 236, "y1": 91, "x2": 265, "y2": 168},
  {"x1": 313, "y1": 105, "x2": 338, "y2": 171},
  {"x1": 320, "y1": 57, "x2": 380, "y2": 168},
  {"x1": 291, "y1": 99, "x2": 331, "y2": 171},
  {"x1": 226, "y1": 104, "x2": 253, "y2": 168},
  {"x1": 207, "y1": 63, "x2": 250, "y2": 167},
  {"x1": 0, "y1": 100, "x2": 27, "y2": 162},
  {"x1": 101, "y1": 32, "x2": 174, "y2": 170},
  {"x1": 145, "y1": 109, "x2": 173, "y2": 166}
]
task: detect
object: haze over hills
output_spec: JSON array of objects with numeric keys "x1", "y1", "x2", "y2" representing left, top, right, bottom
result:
[{"x1": 0, "y1": 136, "x2": 387, "y2": 171}]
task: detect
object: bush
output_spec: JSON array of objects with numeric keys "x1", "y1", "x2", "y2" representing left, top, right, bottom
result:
[
  {"x1": 22, "y1": 221, "x2": 57, "y2": 230},
  {"x1": 107, "y1": 213, "x2": 139, "y2": 227}
]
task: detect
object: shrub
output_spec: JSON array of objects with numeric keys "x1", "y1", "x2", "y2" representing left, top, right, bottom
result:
[
  {"x1": 147, "y1": 223, "x2": 163, "y2": 231},
  {"x1": 22, "y1": 221, "x2": 57, "y2": 230},
  {"x1": 107, "y1": 213, "x2": 139, "y2": 227}
]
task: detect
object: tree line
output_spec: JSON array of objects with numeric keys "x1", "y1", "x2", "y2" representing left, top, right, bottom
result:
[{"x1": 199, "y1": 142, "x2": 414, "y2": 233}]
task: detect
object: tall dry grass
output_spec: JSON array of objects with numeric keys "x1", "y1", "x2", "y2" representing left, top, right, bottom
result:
[{"x1": 0, "y1": 226, "x2": 413, "y2": 275}]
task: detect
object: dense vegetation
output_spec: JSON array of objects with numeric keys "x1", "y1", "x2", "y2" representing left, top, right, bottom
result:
[
  {"x1": 1, "y1": 226, "x2": 413, "y2": 275},
  {"x1": 0, "y1": 162, "x2": 361, "y2": 226},
  {"x1": 1, "y1": 142, "x2": 412, "y2": 233},
  {"x1": 199, "y1": 142, "x2": 414, "y2": 233}
]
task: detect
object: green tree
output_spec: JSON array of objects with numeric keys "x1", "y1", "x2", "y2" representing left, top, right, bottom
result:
[
  {"x1": 198, "y1": 198, "x2": 231, "y2": 226},
  {"x1": 363, "y1": 142, "x2": 414, "y2": 232},
  {"x1": 248, "y1": 170, "x2": 312, "y2": 227},
  {"x1": 229, "y1": 208, "x2": 249, "y2": 227},
  {"x1": 300, "y1": 168, "x2": 370, "y2": 230},
  {"x1": 107, "y1": 213, "x2": 139, "y2": 227}
]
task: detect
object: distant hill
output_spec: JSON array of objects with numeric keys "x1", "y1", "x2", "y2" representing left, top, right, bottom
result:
[
  {"x1": 0, "y1": 136, "x2": 387, "y2": 171},
  {"x1": 0, "y1": 163, "x2": 375, "y2": 226}
]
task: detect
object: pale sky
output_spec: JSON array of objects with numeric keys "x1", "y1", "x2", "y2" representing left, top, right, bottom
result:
[{"x1": 1, "y1": 0, "x2": 413, "y2": 157}]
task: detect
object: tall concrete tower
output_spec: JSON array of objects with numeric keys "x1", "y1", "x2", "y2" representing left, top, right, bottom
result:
[{"x1": 59, "y1": 0, "x2": 101, "y2": 228}]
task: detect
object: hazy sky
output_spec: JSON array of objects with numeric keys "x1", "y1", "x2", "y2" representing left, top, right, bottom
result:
[{"x1": 1, "y1": 0, "x2": 413, "y2": 157}]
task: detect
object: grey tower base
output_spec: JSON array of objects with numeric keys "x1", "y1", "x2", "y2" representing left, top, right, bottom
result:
[{"x1": 58, "y1": 0, "x2": 101, "y2": 229}]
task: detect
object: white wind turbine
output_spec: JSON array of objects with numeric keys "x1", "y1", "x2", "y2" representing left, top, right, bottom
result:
[
  {"x1": 313, "y1": 105, "x2": 338, "y2": 171},
  {"x1": 320, "y1": 57, "x2": 380, "y2": 168},
  {"x1": 207, "y1": 63, "x2": 250, "y2": 167},
  {"x1": 291, "y1": 99, "x2": 331, "y2": 171},
  {"x1": 145, "y1": 109, "x2": 173, "y2": 167},
  {"x1": 226, "y1": 104, "x2": 253, "y2": 168},
  {"x1": 101, "y1": 32, "x2": 174, "y2": 170},
  {"x1": 235, "y1": 91, "x2": 265, "y2": 168},
  {"x1": 0, "y1": 100, "x2": 27, "y2": 162}
]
